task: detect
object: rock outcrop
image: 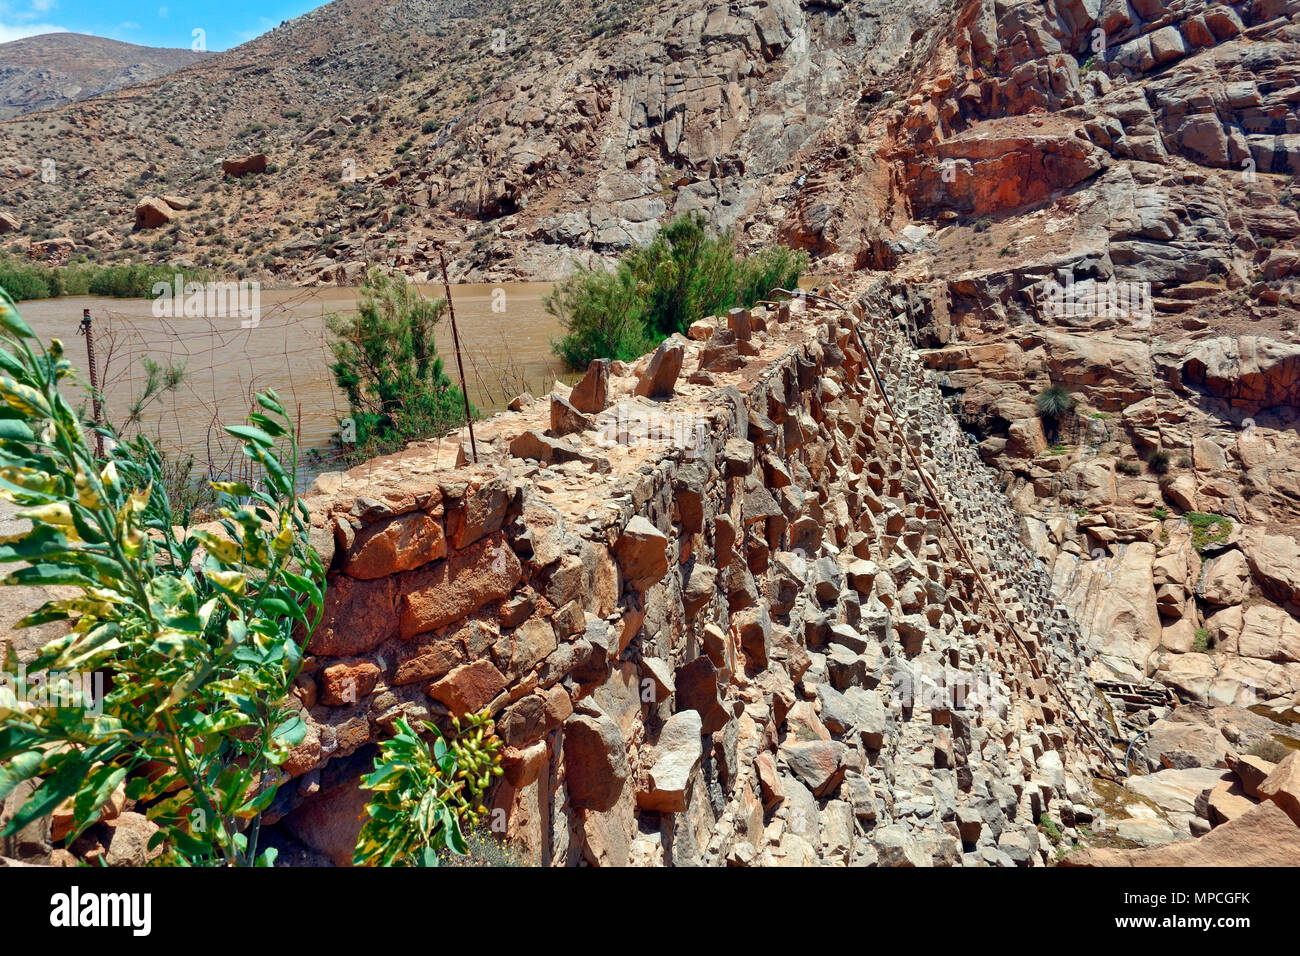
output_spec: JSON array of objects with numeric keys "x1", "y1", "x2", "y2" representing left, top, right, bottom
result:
[{"x1": 275, "y1": 294, "x2": 1114, "y2": 866}]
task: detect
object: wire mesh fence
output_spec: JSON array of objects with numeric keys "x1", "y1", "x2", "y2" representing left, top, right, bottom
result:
[{"x1": 23, "y1": 283, "x2": 570, "y2": 489}]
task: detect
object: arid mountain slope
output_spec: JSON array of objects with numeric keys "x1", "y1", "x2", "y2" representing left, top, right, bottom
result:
[
  {"x1": 0, "y1": 33, "x2": 213, "y2": 120},
  {"x1": 0, "y1": 0, "x2": 947, "y2": 279}
]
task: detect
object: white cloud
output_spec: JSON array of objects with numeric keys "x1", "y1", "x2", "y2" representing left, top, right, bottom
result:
[
  {"x1": 0, "y1": 22, "x2": 66, "y2": 41},
  {"x1": 29, "y1": 0, "x2": 56, "y2": 13},
  {"x1": 158, "y1": 5, "x2": 169, "y2": 18}
]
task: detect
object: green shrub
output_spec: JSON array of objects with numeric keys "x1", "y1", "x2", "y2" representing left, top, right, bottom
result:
[
  {"x1": 328, "y1": 268, "x2": 472, "y2": 457},
  {"x1": 1035, "y1": 384, "x2": 1075, "y2": 419},
  {"x1": 547, "y1": 212, "x2": 808, "y2": 369},
  {"x1": 353, "y1": 712, "x2": 503, "y2": 867},
  {"x1": 1117, "y1": 459, "x2": 1141, "y2": 475},
  {"x1": 0, "y1": 287, "x2": 325, "y2": 865},
  {"x1": 1185, "y1": 511, "x2": 1233, "y2": 552},
  {"x1": 0, "y1": 256, "x2": 214, "y2": 302},
  {"x1": 547, "y1": 264, "x2": 656, "y2": 367},
  {"x1": 1192, "y1": 627, "x2": 1211, "y2": 653},
  {"x1": 1247, "y1": 739, "x2": 1291, "y2": 763},
  {"x1": 1147, "y1": 449, "x2": 1171, "y2": 474},
  {"x1": 1035, "y1": 383, "x2": 1075, "y2": 440}
]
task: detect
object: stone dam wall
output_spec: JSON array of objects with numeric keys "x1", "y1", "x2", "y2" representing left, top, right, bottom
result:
[{"x1": 274, "y1": 290, "x2": 1116, "y2": 866}]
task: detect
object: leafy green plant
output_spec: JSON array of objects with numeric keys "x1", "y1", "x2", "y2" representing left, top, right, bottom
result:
[
  {"x1": 546, "y1": 263, "x2": 657, "y2": 367},
  {"x1": 1035, "y1": 383, "x2": 1075, "y2": 441},
  {"x1": 354, "y1": 712, "x2": 504, "y2": 867},
  {"x1": 0, "y1": 286, "x2": 325, "y2": 866},
  {"x1": 327, "y1": 268, "x2": 472, "y2": 459},
  {"x1": 547, "y1": 212, "x2": 807, "y2": 369},
  {"x1": 1152, "y1": 506, "x2": 1169, "y2": 520},
  {"x1": 0, "y1": 257, "x2": 214, "y2": 302},
  {"x1": 1035, "y1": 384, "x2": 1076, "y2": 421},
  {"x1": 1147, "y1": 449, "x2": 1171, "y2": 474},
  {"x1": 1193, "y1": 627, "x2": 1211, "y2": 653},
  {"x1": 1184, "y1": 512, "x2": 1233, "y2": 553}
]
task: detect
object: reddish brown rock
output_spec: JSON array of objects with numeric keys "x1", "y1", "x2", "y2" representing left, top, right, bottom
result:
[
  {"x1": 613, "y1": 516, "x2": 669, "y2": 591},
  {"x1": 502, "y1": 740, "x2": 549, "y2": 786},
  {"x1": 444, "y1": 474, "x2": 511, "y2": 550},
  {"x1": 398, "y1": 533, "x2": 521, "y2": 637},
  {"x1": 392, "y1": 631, "x2": 464, "y2": 685},
  {"x1": 675, "y1": 655, "x2": 729, "y2": 734},
  {"x1": 133, "y1": 197, "x2": 174, "y2": 230},
  {"x1": 308, "y1": 574, "x2": 397, "y2": 656},
  {"x1": 1257, "y1": 751, "x2": 1300, "y2": 828},
  {"x1": 562, "y1": 712, "x2": 629, "y2": 811},
  {"x1": 222, "y1": 153, "x2": 269, "y2": 176},
  {"x1": 634, "y1": 339, "x2": 685, "y2": 399},
  {"x1": 568, "y1": 358, "x2": 609, "y2": 413},
  {"x1": 342, "y1": 511, "x2": 446, "y2": 579},
  {"x1": 319, "y1": 661, "x2": 381, "y2": 706},
  {"x1": 428, "y1": 659, "x2": 507, "y2": 716},
  {"x1": 284, "y1": 777, "x2": 368, "y2": 867},
  {"x1": 549, "y1": 393, "x2": 594, "y2": 437}
]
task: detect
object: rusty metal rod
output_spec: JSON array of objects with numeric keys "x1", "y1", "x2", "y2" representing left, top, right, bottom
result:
[
  {"x1": 78, "y1": 308, "x2": 105, "y2": 458},
  {"x1": 437, "y1": 248, "x2": 478, "y2": 463}
]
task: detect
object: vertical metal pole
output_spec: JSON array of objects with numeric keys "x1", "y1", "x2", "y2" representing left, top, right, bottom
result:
[
  {"x1": 80, "y1": 308, "x2": 105, "y2": 458},
  {"x1": 437, "y1": 248, "x2": 478, "y2": 463}
]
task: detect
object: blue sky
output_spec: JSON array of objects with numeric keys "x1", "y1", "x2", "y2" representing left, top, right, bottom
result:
[{"x1": 0, "y1": 0, "x2": 322, "y2": 50}]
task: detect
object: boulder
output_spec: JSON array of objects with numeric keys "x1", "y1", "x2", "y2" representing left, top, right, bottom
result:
[
  {"x1": 427, "y1": 659, "x2": 507, "y2": 715},
  {"x1": 568, "y1": 358, "x2": 609, "y2": 413},
  {"x1": 634, "y1": 339, "x2": 685, "y2": 399},
  {"x1": 342, "y1": 511, "x2": 446, "y2": 579},
  {"x1": 549, "y1": 393, "x2": 594, "y2": 437},
  {"x1": 1062, "y1": 801, "x2": 1300, "y2": 866},
  {"x1": 563, "y1": 712, "x2": 629, "y2": 812},
  {"x1": 222, "y1": 153, "x2": 269, "y2": 176},
  {"x1": 1136, "y1": 714, "x2": 1231, "y2": 772},
  {"x1": 103, "y1": 812, "x2": 162, "y2": 867},
  {"x1": 1243, "y1": 532, "x2": 1300, "y2": 606},
  {"x1": 780, "y1": 740, "x2": 846, "y2": 797},
  {"x1": 613, "y1": 516, "x2": 669, "y2": 591},
  {"x1": 1229, "y1": 754, "x2": 1277, "y2": 800},
  {"x1": 133, "y1": 197, "x2": 174, "y2": 230},
  {"x1": 1207, "y1": 778, "x2": 1257, "y2": 827},
  {"x1": 638, "y1": 710, "x2": 703, "y2": 812},
  {"x1": 1201, "y1": 549, "x2": 1249, "y2": 606},
  {"x1": 1256, "y1": 752, "x2": 1300, "y2": 828},
  {"x1": 397, "y1": 533, "x2": 521, "y2": 637}
]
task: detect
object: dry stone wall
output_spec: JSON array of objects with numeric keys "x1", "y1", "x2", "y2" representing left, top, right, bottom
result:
[{"x1": 279, "y1": 292, "x2": 1115, "y2": 867}]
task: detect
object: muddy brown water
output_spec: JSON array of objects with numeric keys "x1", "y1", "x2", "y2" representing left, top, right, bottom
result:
[{"x1": 18, "y1": 282, "x2": 568, "y2": 477}]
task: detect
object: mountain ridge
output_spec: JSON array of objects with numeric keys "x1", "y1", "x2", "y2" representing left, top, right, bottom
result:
[{"x1": 0, "y1": 32, "x2": 215, "y2": 120}]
